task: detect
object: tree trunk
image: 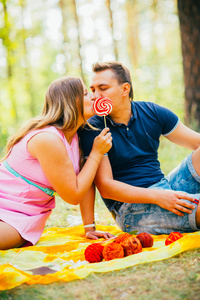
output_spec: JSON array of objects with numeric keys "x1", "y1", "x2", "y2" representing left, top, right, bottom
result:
[
  {"x1": 59, "y1": 0, "x2": 71, "y2": 74},
  {"x1": 20, "y1": 0, "x2": 36, "y2": 117},
  {"x1": 106, "y1": 0, "x2": 119, "y2": 61},
  {"x1": 125, "y1": 0, "x2": 140, "y2": 69},
  {"x1": 178, "y1": 0, "x2": 200, "y2": 129},
  {"x1": 71, "y1": 0, "x2": 87, "y2": 83},
  {"x1": 2, "y1": 0, "x2": 19, "y2": 123}
]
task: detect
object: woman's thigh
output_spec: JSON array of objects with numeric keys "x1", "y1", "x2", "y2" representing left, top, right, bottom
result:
[{"x1": 0, "y1": 221, "x2": 26, "y2": 250}]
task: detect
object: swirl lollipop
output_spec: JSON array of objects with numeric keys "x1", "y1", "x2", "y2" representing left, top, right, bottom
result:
[{"x1": 93, "y1": 97, "x2": 113, "y2": 127}]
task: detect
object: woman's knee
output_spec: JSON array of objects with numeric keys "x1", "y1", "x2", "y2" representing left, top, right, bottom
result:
[{"x1": 0, "y1": 221, "x2": 26, "y2": 250}]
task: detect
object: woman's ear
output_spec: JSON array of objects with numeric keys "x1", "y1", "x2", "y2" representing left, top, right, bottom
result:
[{"x1": 122, "y1": 83, "x2": 130, "y2": 97}]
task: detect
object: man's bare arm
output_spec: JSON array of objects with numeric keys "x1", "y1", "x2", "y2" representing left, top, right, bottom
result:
[
  {"x1": 94, "y1": 156, "x2": 196, "y2": 216},
  {"x1": 165, "y1": 122, "x2": 200, "y2": 150}
]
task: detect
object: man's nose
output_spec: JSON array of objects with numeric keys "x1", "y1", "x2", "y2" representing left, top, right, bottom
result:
[
  {"x1": 90, "y1": 93, "x2": 96, "y2": 102},
  {"x1": 93, "y1": 91, "x2": 101, "y2": 99}
]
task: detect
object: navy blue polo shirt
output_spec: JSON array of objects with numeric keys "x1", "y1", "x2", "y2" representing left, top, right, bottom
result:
[{"x1": 79, "y1": 101, "x2": 179, "y2": 210}]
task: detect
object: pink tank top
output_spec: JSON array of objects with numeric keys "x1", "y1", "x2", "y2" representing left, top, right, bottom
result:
[
  {"x1": 0, "y1": 126, "x2": 80, "y2": 245},
  {"x1": 7, "y1": 126, "x2": 80, "y2": 187}
]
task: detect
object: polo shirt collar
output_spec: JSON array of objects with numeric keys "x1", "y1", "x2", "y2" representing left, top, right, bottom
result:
[
  {"x1": 130, "y1": 101, "x2": 137, "y2": 121},
  {"x1": 106, "y1": 101, "x2": 137, "y2": 127}
]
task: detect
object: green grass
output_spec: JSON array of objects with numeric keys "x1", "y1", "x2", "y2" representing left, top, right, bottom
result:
[
  {"x1": 1, "y1": 249, "x2": 200, "y2": 300},
  {"x1": 1, "y1": 139, "x2": 200, "y2": 299}
]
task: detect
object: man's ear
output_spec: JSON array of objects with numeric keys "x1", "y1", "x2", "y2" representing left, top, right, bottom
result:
[{"x1": 122, "y1": 83, "x2": 130, "y2": 97}]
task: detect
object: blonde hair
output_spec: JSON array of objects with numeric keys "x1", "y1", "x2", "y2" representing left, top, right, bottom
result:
[{"x1": 6, "y1": 76, "x2": 84, "y2": 156}]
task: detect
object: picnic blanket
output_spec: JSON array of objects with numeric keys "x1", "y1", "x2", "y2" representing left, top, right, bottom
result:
[{"x1": 0, "y1": 225, "x2": 200, "y2": 291}]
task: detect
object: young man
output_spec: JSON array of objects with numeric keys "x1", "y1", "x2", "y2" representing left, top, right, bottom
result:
[{"x1": 79, "y1": 61, "x2": 200, "y2": 234}]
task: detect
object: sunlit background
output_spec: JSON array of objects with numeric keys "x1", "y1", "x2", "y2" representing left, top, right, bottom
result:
[
  {"x1": 0, "y1": 0, "x2": 184, "y2": 155},
  {"x1": 1, "y1": 0, "x2": 196, "y2": 231}
]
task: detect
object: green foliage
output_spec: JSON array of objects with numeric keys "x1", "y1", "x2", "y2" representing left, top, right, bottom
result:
[
  {"x1": 0, "y1": 1, "x2": 199, "y2": 298},
  {"x1": 0, "y1": 0, "x2": 185, "y2": 156},
  {"x1": 0, "y1": 126, "x2": 9, "y2": 157}
]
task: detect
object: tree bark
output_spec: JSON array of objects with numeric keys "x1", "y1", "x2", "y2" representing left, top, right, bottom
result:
[
  {"x1": 2, "y1": 0, "x2": 19, "y2": 123},
  {"x1": 125, "y1": 0, "x2": 140, "y2": 69},
  {"x1": 59, "y1": 0, "x2": 71, "y2": 74},
  {"x1": 72, "y1": 0, "x2": 87, "y2": 83},
  {"x1": 178, "y1": 0, "x2": 200, "y2": 129},
  {"x1": 106, "y1": 0, "x2": 119, "y2": 61},
  {"x1": 20, "y1": 0, "x2": 36, "y2": 117}
]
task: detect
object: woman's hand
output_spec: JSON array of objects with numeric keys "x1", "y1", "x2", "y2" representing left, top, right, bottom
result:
[
  {"x1": 91, "y1": 128, "x2": 112, "y2": 157},
  {"x1": 154, "y1": 190, "x2": 197, "y2": 216},
  {"x1": 85, "y1": 229, "x2": 115, "y2": 240}
]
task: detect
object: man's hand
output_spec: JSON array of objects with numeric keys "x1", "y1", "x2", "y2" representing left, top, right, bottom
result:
[
  {"x1": 154, "y1": 190, "x2": 197, "y2": 216},
  {"x1": 85, "y1": 229, "x2": 115, "y2": 240}
]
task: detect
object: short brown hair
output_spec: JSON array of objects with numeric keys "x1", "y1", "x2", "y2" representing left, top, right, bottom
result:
[{"x1": 92, "y1": 61, "x2": 133, "y2": 100}]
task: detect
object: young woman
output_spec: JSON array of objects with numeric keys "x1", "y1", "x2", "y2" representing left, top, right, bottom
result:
[{"x1": 0, "y1": 76, "x2": 113, "y2": 250}]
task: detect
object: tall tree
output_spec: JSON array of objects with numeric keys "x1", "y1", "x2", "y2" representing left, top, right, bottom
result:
[
  {"x1": 125, "y1": 0, "x2": 140, "y2": 69},
  {"x1": 19, "y1": 0, "x2": 35, "y2": 117},
  {"x1": 106, "y1": 0, "x2": 118, "y2": 61},
  {"x1": 72, "y1": 0, "x2": 87, "y2": 83},
  {"x1": 59, "y1": 0, "x2": 71, "y2": 74},
  {"x1": 1, "y1": 0, "x2": 19, "y2": 123},
  {"x1": 178, "y1": 0, "x2": 200, "y2": 129}
]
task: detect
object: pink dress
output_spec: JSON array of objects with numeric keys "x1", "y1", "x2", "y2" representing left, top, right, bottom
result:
[{"x1": 0, "y1": 126, "x2": 80, "y2": 245}]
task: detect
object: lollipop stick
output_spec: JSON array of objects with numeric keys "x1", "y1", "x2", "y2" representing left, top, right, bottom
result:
[{"x1": 104, "y1": 116, "x2": 107, "y2": 128}]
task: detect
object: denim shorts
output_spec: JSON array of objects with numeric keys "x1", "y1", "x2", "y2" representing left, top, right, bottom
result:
[{"x1": 114, "y1": 153, "x2": 200, "y2": 234}]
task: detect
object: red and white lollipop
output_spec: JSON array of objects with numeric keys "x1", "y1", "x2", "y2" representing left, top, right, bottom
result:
[
  {"x1": 93, "y1": 97, "x2": 113, "y2": 116},
  {"x1": 93, "y1": 97, "x2": 113, "y2": 127}
]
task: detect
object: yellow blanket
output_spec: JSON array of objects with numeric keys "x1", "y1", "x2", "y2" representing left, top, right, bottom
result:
[{"x1": 0, "y1": 225, "x2": 200, "y2": 291}]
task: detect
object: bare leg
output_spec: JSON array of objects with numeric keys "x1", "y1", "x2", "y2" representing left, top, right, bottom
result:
[{"x1": 0, "y1": 221, "x2": 26, "y2": 250}]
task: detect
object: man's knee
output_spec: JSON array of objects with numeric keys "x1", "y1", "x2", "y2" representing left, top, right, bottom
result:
[
  {"x1": 192, "y1": 147, "x2": 200, "y2": 176},
  {"x1": 196, "y1": 204, "x2": 200, "y2": 229}
]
